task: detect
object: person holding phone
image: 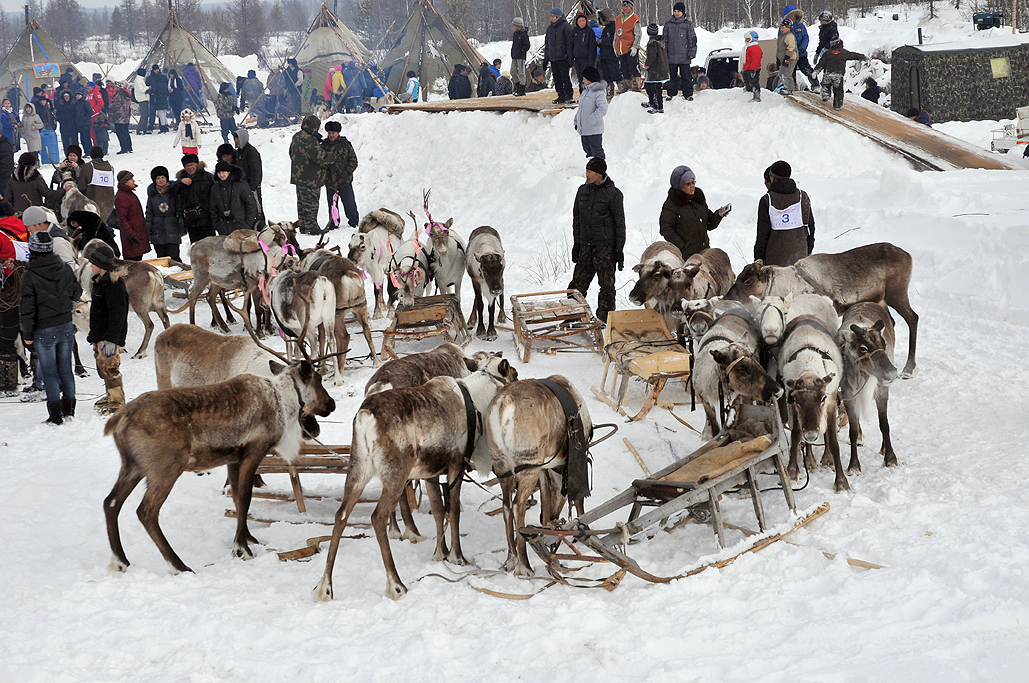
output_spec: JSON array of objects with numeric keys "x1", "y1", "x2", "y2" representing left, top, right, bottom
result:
[{"x1": 659, "y1": 165, "x2": 730, "y2": 259}]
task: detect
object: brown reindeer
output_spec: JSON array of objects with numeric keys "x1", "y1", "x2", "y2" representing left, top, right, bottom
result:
[
  {"x1": 465, "y1": 226, "x2": 507, "y2": 340},
  {"x1": 103, "y1": 359, "x2": 336, "y2": 574},
  {"x1": 154, "y1": 323, "x2": 280, "y2": 390},
  {"x1": 836, "y1": 302, "x2": 899, "y2": 474},
  {"x1": 302, "y1": 248, "x2": 381, "y2": 379},
  {"x1": 628, "y1": 240, "x2": 685, "y2": 332},
  {"x1": 315, "y1": 356, "x2": 519, "y2": 600},
  {"x1": 665, "y1": 247, "x2": 736, "y2": 305},
  {"x1": 725, "y1": 242, "x2": 918, "y2": 377},
  {"x1": 488, "y1": 376, "x2": 593, "y2": 577},
  {"x1": 78, "y1": 239, "x2": 170, "y2": 358}
]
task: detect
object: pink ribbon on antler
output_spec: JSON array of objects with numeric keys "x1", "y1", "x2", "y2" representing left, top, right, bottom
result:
[{"x1": 423, "y1": 194, "x2": 448, "y2": 235}]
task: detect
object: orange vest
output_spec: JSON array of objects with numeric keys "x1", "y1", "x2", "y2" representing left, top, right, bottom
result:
[{"x1": 614, "y1": 12, "x2": 639, "y2": 56}]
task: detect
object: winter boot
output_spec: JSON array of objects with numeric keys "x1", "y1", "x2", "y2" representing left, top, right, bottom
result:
[
  {"x1": 61, "y1": 396, "x2": 76, "y2": 419},
  {"x1": 46, "y1": 401, "x2": 64, "y2": 425},
  {"x1": 631, "y1": 77, "x2": 642, "y2": 92},
  {"x1": 0, "y1": 359, "x2": 18, "y2": 397},
  {"x1": 617, "y1": 79, "x2": 632, "y2": 94},
  {"x1": 753, "y1": 88, "x2": 761, "y2": 102},
  {"x1": 606, "y1": 82, "x2": 616, "y2": 101},
  {"x1": 96, "y1": 376, "x2": 125, "y2": 415}
]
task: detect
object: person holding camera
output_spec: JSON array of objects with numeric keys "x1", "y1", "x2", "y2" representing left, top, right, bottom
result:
[
  {"x1": 173, "y1": 152, "x2": 215, "y2": 243},
  {"x1": 659, "y1": 165, "x2": 730, "y2": 259}
]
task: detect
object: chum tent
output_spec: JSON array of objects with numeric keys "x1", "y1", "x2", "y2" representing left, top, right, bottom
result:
[
  {"x1": 379, "y1": 0, "x2": 486, "y2": 98},
  {"x1": 0, "y1": 18, "x2": 81, "y2": 98},
  {"x1": 135, "y1": 8, "x2": 237, "y2": 110},
  {"x1": 294, "y1": 2, "x2": 372, "y2": 111}
]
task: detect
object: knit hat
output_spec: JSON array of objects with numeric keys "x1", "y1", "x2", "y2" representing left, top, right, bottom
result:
[
  {"x1": 22, "y1": 206, "x2": 48, "y2": 227},
  {"x1": 551, "y1": 7, "x2": 563, "y2": 17},
  {"x1": 28, "y1": 231, "x2": 53, "y2": 254},
  {"x1": 117, "y1": 170, "x2": 133, "y2": 184},
  {"x1": 780, "y1": 18, "x2": 793, "y2": 28},
  {"x1": 585, "y1": 157, "x2": 607, "y2": 175},
  {"x1": 87, "y1": 243, "x2": 115, "y2": 271},
  {"x1": 513, "y1": 17, "x2": 524, "y2": 27},
  {"x1": 150, "y1": 166, "x2": 169, "y2": 182},
  {"x1": 748, "y1": 30, "x2": 759, "y2": 42},
  {"x1": 647, "y1": 23, "x2": 659, "y2": 36},
  {"x1": 830, "y1": 38, "x2": 843, "y2": 48},
  {"x1": 673, "y1": 2, "x2": 686, "y2": 12},
  {"x1": 818, "y1": 10, "x2": 833, "y2": 21},
  {"x1": 217, "y1": 143, "x2": 235, "y2": 160},
  {"x1": 581, "y1": 66, "x2": 601, "y2": 83},
  {"x1": 66, "y1": 144, "x2": 82, "y2": 158},
  {"x1": 324, "y1": 120, "x2": 342, "y2": 132},
  {"x1": 90, "y1": 145, "x2": 104, "y2": 159},
  {"x1": 215, "y1": 160, "x2": 233, "y2": 174},
  {"x1": 181, "y1": 152, "x2": 200, "y2": 166},
  {"x1": 768, "y1": 160, "x2": 792, "y2": 179},
  {"x1": 621, "y1": 0, "x2": 634, "y2": 7},
  {"x1": 670, "y1": 165, "x2": 696, "y2": 189}
]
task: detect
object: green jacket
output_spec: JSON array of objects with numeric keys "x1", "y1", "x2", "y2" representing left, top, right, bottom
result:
[
  {"x1": 289, "y1": 115, "x2": 325, "y2": 186},
  {"x1": 322, "y1": 135, "x2": 358, "y2": 188}
]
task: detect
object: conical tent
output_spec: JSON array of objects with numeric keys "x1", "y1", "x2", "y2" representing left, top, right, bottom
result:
[
  {"x1": 293, "y1": 3, "x2": 372, "y2": 112},
  {"x1": 0, "y1": 18, "x2": 81, "y2": 97},
  {"x1": 380, "y1": 0, "x2": 486, "y2": 98},
  {"x1": 136, "y1": 9, "x2": 237, "y2": 109}
]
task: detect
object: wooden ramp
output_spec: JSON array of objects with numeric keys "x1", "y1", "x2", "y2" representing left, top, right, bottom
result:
[
  {"x1": 387, "y1": 89, "x2": 578, "y2": 115},
  {"x1": 787, "y1": 92, "x2": 1021, "y2": 171}
]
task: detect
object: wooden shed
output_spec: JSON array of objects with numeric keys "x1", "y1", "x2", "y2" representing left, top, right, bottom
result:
[{"x1": 891, "y1": 37, "x2": 1029, "y2": 123}]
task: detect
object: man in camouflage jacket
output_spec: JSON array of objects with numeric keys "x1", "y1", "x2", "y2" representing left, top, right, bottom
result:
[
  {"x1": 321, "y1": 120, "x2": 359, "y2": 230},
  {"x1": 289, "y1": 115, "x2": 326, "y2": 235}
]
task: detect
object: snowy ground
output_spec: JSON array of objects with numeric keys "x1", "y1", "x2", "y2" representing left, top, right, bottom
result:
[{"x1": 3, "y1": 7, "x2": 1028, "y2": 683}]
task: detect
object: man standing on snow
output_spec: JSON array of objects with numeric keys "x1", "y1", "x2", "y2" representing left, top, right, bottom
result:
[
  {"x1": 511, "y1": 18, "x2": 530, "y2": 96},
  {"x1": 783, "y1": 5, "x2": 816, "y2": 92},
  {"x1": 613, "y1": 0, "x2": 642, "y2": 93},
  {"x1": 233, "y1": 128, "x2": 263, "y2": 224},
  {"x1": 543, "y1": 7, "x2": 575, "y2": 104},
  {"x1": 663, "y1": 2, "x2": 697, "y2": 102},
  {"x1": 289, "y1": 115, "x2": 326, "y2": 235},
  {"x1": 776, "y1": 19, "x2": 799, "y2": 95},
  {"x1": 754, "y1": 160, "x2": 814, "y2": 266},
  {"x1": 568, "y1": 157, "x2": 624, "y2": 326},
  {"x1": 321, "y1": 120, "x2": 358, "y2": 230}
]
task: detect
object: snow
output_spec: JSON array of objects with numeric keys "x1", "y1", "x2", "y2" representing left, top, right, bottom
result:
[{"x1": 4, "y1": 5, "x2": 1029, "y2": 681}]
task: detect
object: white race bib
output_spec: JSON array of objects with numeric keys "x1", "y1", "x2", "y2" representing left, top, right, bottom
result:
[
  {"x1": 768, "y1": 197, "x2": 804, "y2": 231},
  {"x1": 12, "y1": 240, "x2": 29, "y2": 260},
  {"x1": 90, "y1": 169, "x2": 115, "y2": 188}
]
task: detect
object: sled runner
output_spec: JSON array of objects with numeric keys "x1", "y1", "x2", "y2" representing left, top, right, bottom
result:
[
  {"x1": 510, "y1": 290, "x2": 604, "y2": 363},
  {"x1": 255, "y1": 443, "x2": 352, "y2": 514},
  {"x1": 381, "y1": 294, "x2": 470, "y2": 360}
]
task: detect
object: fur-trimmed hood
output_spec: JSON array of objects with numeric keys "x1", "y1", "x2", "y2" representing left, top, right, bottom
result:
[
  {"x1": 14, "y1": 159, "x2": 41, "y2": 183},
  {"x1": 666, "y1": 186, "x2": 707, "y2": 207}
]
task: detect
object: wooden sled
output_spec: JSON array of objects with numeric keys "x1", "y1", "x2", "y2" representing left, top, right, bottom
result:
[
  {"x1": 255, "y1": 443, "x2": 351, "y2": 514},
  {"x1": 591, "y1": 309, "x2": 691, "y2": 421},
  {"x1": 143, "y1": 256, "x2": 193, "y2": 301},
  {"x1": 510, "y1": 290, "x2": 604, "y2": 363},
  {"x1": 520, "y1": 404, "x2": 816, "y2": 585},
  {"x1": 381, "y1": 294, "x2": 469, "y2": 360}
]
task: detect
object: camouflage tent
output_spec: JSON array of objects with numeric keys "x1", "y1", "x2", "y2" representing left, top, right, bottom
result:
[
  {"x1": 292, "y1": 3, "x2": 372, "y2": 112},
  {"x1": 892, "y1": 38, "x2": 1029, "y2": 123},
  {"x1": 379, "y1": 0, "x2": 486, "y2": 98},
  {"x1": 0, "y1": 18, "x2": 81, "y2": 98},
  {"x1": 135, "y1": 9, "x2": 237, "y2": 110}
]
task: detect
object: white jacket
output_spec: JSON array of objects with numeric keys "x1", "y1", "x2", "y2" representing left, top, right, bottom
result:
[{"x1": 134, "y1": 74, "x2": 149, "y2": 103}]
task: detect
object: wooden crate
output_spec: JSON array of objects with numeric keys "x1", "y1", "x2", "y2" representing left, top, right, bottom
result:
[{"x1": 510, "y1": 290, "x2": 603, "y2": 363}]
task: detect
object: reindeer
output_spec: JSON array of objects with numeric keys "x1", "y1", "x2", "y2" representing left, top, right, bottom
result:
[
  {"x1": 665, "y1": 248, "x2": 736, "y2": 306},
  {"x1": 693, "y1": 308, "x2": 784, "y2": 439},
  {"x1": 188, "y1": 224, "x2": 292, "y2": 333},
  {"x1": 778, "y1": 294, "x2": 848, "y2": 492},
  {"x1": 154, "y1": 323, "x2": 280, "y2": 390},
  {"x1": 314, "y1": 356, "x2": 519, "y2": 600},
  {"x1": 465, "y1": 226, "x2": 507, "y2": 341},
  {"x1": 77, "y1": 239, "x2": 170, "y2": 359},
  {"x1": 103, "y1": 356, "x2": 336, "y2": 574},
  {"x1": 488, "y1": 376, "x2": 593, "y2": 577},
  {"x1": 725, "y1": 242, "x2": 919, "y2": 377},
  {"x1": 385, "y1": 234, "x2": 430, "y2": 311},
  {"x1": 836, "y1": 302, "x2": 899, "y2": 475},
  {"x1": 269, "y1": 271, "x2": 337, "y2": 381},
  {"x1": 628, "y1": 240, "x2": 685, "y2": 332},
  {"x1": 348, "y1": 209, "x2": 406, "y2": 319},
  {"x1": 420, "y1": 191, "x2": 466, "y2": 314}
]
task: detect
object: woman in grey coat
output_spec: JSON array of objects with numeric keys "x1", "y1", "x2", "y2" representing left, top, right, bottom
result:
[
  {"x1": 573, "y1": 66, "x2": 608, "y2": 160},
  {"x1": 21, "y1": 104, "x2": 44, "y2": 158}
]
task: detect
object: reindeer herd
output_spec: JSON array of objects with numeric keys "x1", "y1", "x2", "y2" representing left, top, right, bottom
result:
[{"x1": 76, "y1": 186, "x2": 919, "y2": 601}]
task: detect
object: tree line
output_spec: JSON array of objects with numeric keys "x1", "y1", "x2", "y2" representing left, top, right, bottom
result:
[{"x1": 0, "y1": 0, "x2": 1023, "y2": 70}]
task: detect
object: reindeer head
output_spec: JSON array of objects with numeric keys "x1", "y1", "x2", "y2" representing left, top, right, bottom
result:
[
  {"x1": 785, "y1": 373, "x2": 836, "y2": 443},
  {"x1": 842, "y1": 320, "x2": 898, "y2": 385},
  {"x1": 270, "y1": 359, "x2": 336, "y2": 438},
  {"x1": 479, "y1": 355, "x2": 519, "y2": 385},
  {"x1": 347, "y1": 231, "x2": 368, "y2": 263},
  {"x1": 629, "y1": 260, "x2": 673, "y2": 306},
  {"x1": 711, "y1": 343, "x2": 783, "y2": 405},
  {"x1": 754, "y1": 295, "x2": 791, "y2": 346},
  {"x1": 421, "y1": 188, "x2": 455, "y2": 256},
  {"x1": 725, "y1": 261, "x2": 771, "y2": 302},
  {"x1": 389, "y1": 247, "x2": 427, "y2": 308},
  {"x1": 666, "y1": 264, "x2": 702, "y2": 302},
  {"x1": 476, "y1": 252, "x2": 505, "y2": 297}
]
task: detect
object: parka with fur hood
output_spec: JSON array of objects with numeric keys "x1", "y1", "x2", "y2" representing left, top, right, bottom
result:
[{"x1": 210, "y1": 162, "x2": 257, "y2": 235}]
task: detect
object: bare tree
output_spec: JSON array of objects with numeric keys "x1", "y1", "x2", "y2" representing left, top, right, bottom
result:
[{"x1": 231, "y1": 0, "x2": 268, "y2": 57}]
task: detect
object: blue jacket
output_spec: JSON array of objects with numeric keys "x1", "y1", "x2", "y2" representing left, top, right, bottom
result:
[{"x1": 782, "y1": 5, "x2": 809, "y2": 54}]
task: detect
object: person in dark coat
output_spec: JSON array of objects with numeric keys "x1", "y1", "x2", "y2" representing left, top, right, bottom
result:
[
  {"x1": 146, "y1": 64, "x2": 170, "y2": 133},
  {"x1": 663, "y1": 2, "x2": 697, "y2": 100},
  {"x1": 571, "y1": 12, "x2": 598, "y2": 92},
  {"x1": 210, "y1": 160, "x2": 257, "y2": 235},
  {"x1": 54, "y1": 90, "x2": 78, "y2": 152},
  {"x1": 754, "y1": 160, "x2": 814, "y2": 266},
  {"x1": 477, "y1": 62, "x2": 497, "y2": 97},
  {"x1": 0, "y1": 133, "x2": 16, "y2": 201},
  {"x1": 544, "y1": 8, "x2": 575, "y2": 104},
  {"x1": 861, "y1": 77, "x2": 881, "y2": 104},
  {"x1": 511, "y1": 17, "x2": 531, "y2": 96},
  {"x1": 167, "y1": 68, "x2": 185, "y2": 126},
  {"x1": 659, "y1": 165, "x2": 730, "y2": 259},
  {"x1": 448, "y1": 65, "x2": 473, "y2": 100},
  {"x1": 174, "y1": 153, "x2": 216, "y2": 243},
  {"x1": 114, "y1": 170, "x2": 150, "y2": 260},
  {"x1": 78, "y1": 145, "x2": 116, "y2": 227},
  {"x1": 19, "y1": 230, "x2": 81, "y2": 424},
  {"x1": 643, "y1": 24, "x2": 670, "y2": 113},
  {"x1": 145, "y1": 166, "x2": 182, "y2": 261},
  {"x1": 85, "y1": 242, "x2": 128, "y2": 414},
  {"x1": 289, "y1": 115, "x2": 326, "y2": 235},
  {"x1": 233, "y1": 128, "x2": 263, "y2": 224},
  {"x1": 321, "y1": 120, "x2": 359, "y2": 230},
  {"x1": 814, "y1": 10, "x2": 840, "y2": 64},
  {"x1": 71, "y1": 91, "x2": 93, "y2": 152},
  {"x1": 596, "y1": 9, "x2": 622, "y2": 100},
  {"x1": 8, "y1": 153, "x2": 63, "y2": 214},
  {"x1": 568, "y1": 157, "x2": 624, "y2": 324},
  {"x1": 813, "y1": 39, "x2": 867, "y2": 110}
]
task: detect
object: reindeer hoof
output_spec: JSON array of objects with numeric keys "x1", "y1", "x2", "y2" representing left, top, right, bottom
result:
[
  {"x1": 132, "y1": 352, "x2": 146, "y2": 360},
  {"x1": 883, "y1": 453, "x2": 898, "y2": 468},
  {"x1": 834, "y1": 478, "x2": 852, "y2": 493},
  {"x1": 75, "y1": 367, "x2": 89, "y2": 378},
  {"x1": 512, "y1": 563, "x2": 534, "y2": 578},
  {"x1": 233, "y1": 543, "x2": 255, "y2": 560},
  {"x1": 786, "y1": 464, "x2": 800, "y2": 482},
  {"x1": 109, "y1": 557, "x2": 129, "y2": 573},
  {"x1": 402, "y1": 531, "x2": 426, "y2": 544},
  {"x1": 313, "y1": 577, "x2": 334, "y2": 601},
  {"x1": 846, "y1": 463, "x2": 862, "y2": 476},
  {"x1": 447, "y1": 554, "x2": 469, "y2": 567},
  {"x1": 386, "y1": 579, "x2": 408, "y2": 600},
  {"x1": 901, "y1": 365, "x2": 917, "y2": 379}
]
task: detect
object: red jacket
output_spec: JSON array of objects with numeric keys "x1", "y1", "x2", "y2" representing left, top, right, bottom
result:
[
  {"x1": 86, "y1": 86, "x2": 104, "y2": 119},
  {"x1": 115, "y1": 184, "x2": 150, "y2": 259},
  {"x1": 743, "y1": 43, "x2": 763, "y2": 71}
]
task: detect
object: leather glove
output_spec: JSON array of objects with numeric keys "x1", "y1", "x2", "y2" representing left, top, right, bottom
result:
[
  {"x1": 615, "y1": 251, "x2": 624, "y2": 271},
  {"x1": 571, "y1": 244, "x2": 580, "y2": 263},
  {"x1": 99, "y1": 340, "x2": 118, "y2": 358}
]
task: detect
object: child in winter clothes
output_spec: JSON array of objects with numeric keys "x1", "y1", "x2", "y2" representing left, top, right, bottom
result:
[
  {"x1": 814, "y1": 10, "x2": 840, "y2": 64},
  {"x1": 93, "y1": 110, "x2": 111, "y2": 158},
  {"x1": 642, "y1": 24, "x2": 669, "y2": 114},
  {"x1": 173, "y1": 108, "x2": 202, "y2": 154},
  {"x1": 743, "y1": 31, "x2": 763, "y2": 101},
  {"x1": 85, "y1": 242, "x2": 128, "y2": 414},
  {"x1": 573, "y1": 66, "x2": 608, "y2": 160},
  {"x1": 813, "y1": 38, "x2": 866, "y2": 110}
]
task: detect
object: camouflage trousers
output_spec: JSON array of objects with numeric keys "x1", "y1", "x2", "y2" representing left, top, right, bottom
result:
[
  {"x1": 820, "y1": 72, "x2": 844, "y2": 109},
  {"x1": 568, "y1": 242, "x2": 616, "y2": 324},
  {"x1": 296, "y1": 183, "x2": 321, "y2": 235},
  {"x1": 93, "y1": 343, "x2": 124, "y2": 413}
]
